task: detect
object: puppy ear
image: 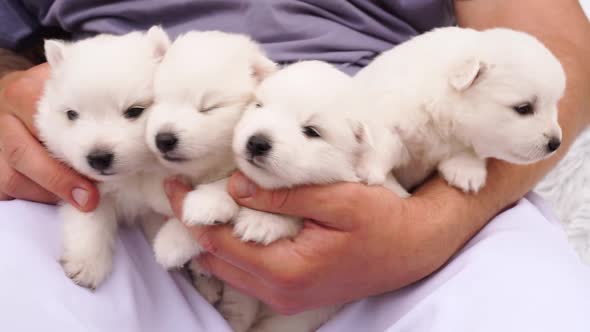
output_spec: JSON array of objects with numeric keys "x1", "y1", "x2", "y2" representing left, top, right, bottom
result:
[
  {"x1": 44, "y1": 40, "x2": 66, "y2": 68},
  {"x1": 350, "y1": 120, "x2": 373, "y2": 150},
  {"x1": 449, "y1": 58, "x2": 484, "y2": 92},
  {"x1": 251, "y1": 54, "x2": 277, "y2": 83},
  {"x1": 146, "y1": 25, "x2": 171, "y2": 61}
]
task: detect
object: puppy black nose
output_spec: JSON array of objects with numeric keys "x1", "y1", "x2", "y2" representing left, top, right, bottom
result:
[
  {"x1": 546, "y1": 137, "x2": 561, "y2": 152},
  {"x1": 246, "y1": 135, "x2": 272, "y2": 157},
  {"x1": 156, "y1": 132, "x2": 178, "y2": 153},
  {"x1": 87, "y1": 150, "x2": 114, "y2": 171}
]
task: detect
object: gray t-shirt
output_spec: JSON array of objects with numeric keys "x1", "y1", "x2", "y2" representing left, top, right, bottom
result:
[{"x1": 0, "y1": 0, "x2": 455, "y2": 74}]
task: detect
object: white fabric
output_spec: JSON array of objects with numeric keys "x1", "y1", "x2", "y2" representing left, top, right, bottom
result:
[
  {"x1": 1, "y1": 195, "x2": 589, "y2": 332},
  {"x1": 536, "y1": 128, "x2": 590, "y2": 263}
]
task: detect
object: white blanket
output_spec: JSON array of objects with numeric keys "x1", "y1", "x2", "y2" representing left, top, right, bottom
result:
[{"x1": 536, "y1": 128, "x2": 590, "y2": 263}]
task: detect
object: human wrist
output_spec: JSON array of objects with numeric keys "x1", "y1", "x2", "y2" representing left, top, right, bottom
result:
[
  {"x1": 373, "y1": 184, "x2": 477, "y2": 288},
  {"x1": 409, "y1": 177, "x2": 494, "y2": 261}
]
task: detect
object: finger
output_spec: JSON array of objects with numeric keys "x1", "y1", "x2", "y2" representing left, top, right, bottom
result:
[
  {"x1": 0, "y1": 156, "x2": 59, "y2": 203},
  {"x1": 195, "y1": 253, "x2": 277, "y2": 302},
  {"x1": 0, "y1": 192, "x2": 13, "y2": 201},
  {"x1": 0, "y1": 113, "x2": 99, "y2": 211},
  {"x1": 189, "y1": 223, "x2": 298, "y2": 282},
  {"x1": 163, "y1": 177, "x2": 192, "y2": 219},
  {"x1": 1, "y1": 64, "x2": 49, "y2": 135},
  {"x1": 227, "y1": 172, "x2": 365, "y2": 228}
]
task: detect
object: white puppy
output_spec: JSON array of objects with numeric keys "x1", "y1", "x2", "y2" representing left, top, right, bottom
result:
[
  {"x1": 144, "y1": 31, "x2": 276, "y2": 304},
  {"x1": 35, "y1": 27, "x2": 171, "y2": 289},
  {"x1": 227, "y1": 61, "x2": 370, "y2": 332},
  {"x1": 353, "y1": 27, "x2": 566, "y2": 194}
]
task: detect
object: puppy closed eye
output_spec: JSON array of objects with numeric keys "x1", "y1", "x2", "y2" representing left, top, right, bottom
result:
[
  {"x1": 66, "y1": 110, "x2": 79, "y2": 121},
  {"x1": 512, "y1": 102, "x2": 534, "y2": 116},
  {"x1": 200, "y1": 105, "x2": 218, "y2": 113},
  {"x1": 200, "y1": 102, "x2": 231, "y2": 113},
  {"x1": 124, "y1": 105, "x2": 146, "y2": 119},
  {"x1": 302, "y1": 126, "x2": 321, "y2": 138}
]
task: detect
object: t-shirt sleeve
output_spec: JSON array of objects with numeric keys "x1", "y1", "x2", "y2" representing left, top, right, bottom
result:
[{"x1": 0, "y1": 0, "x2": 41, "y2": 50}]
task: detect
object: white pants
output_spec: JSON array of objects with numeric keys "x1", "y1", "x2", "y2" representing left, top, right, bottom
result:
[{"x1": 0, "y1": 194, "x2": 589, "y2": 332}]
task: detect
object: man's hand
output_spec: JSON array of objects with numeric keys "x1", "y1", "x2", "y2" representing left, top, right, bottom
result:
[
  {"x1": 165, "y1": 173, "x2": 467, "y2": 314},
  {"x1": 162, "y1": 0, "x2": 590, "y2": 314},
  {"x1": 0, "y1": 64, "x2": 99, "y2": 210}
]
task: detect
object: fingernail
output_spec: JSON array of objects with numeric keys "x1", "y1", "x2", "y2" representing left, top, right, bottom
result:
[
  {"x1": 233, "y1": 174, "x2": 256, "y2": 198},
  {"x1": 72, "y1": 187, "x2": 89, "y2": 207}
]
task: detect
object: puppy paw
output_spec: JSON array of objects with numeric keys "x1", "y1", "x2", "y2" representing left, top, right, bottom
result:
[
  {"x1": 188, "y1": 260, "x2": 223, "y2": 305},
  {"x1": 60, "y1": 251, "x2": 112, "y2": 290},
  {"x1": 195, "y1": 276, "x2": 224, "y2": 305},
  {"x1": 439, "y1": 156, "x2": 487, "y2": 193},
  {"x1": 154, "y1": 218, "x2": 202, "y2": 269},
  {"x1": 182, "y1": 188, "x2": 239, "y2": 226},
  {"x1": 218, "y1": 285, "x2": 259, "y2": 332},
  {"x1": 383, "y1": 175, "x2": 411, "y2": 198},
  {"x1": 233, "y1": 208, "x2": 301, "y2": 245},
  {"x1": 356, "y1": 161, "x2": 386, "y2": 186}
]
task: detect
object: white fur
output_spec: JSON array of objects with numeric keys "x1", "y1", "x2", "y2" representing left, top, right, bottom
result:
[
  {"x1": 354, "y1": 27, "x2": 566, "y2": 193},
  {"x1": 228, "y1": 61, "x2": 369, "y2": 332},
  {"x1": 36, "y1": 26, "x2": 175, "y2": 289},
  {"x1": 232, "y1": 207, "x2": 301, "y2": 245},
  {"x1": 143, "y1": 31, "x2": 281, "y2": 311}
]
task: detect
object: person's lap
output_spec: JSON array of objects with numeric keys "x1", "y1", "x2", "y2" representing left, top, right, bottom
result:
[
  {"x1": 0, "y1": 200, "x2": 230, "y2": 332},
  {"x1": 321, "y1": 193, "x2": 590, "y2": 331},
  {"x1": 0, "y1": 195, "x2": 588, "y2": 332}
]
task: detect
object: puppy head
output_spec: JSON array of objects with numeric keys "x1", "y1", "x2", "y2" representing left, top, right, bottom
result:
[
  {"x1": 36, "y1": 26, "x2": 170, "y2": 181},
  {"x1": 146, "y1": 31, "x2": 276, "y2": 175},
  {"x1": 445, "y1": 28, "x2": 565, "y2": 164},
  {"x1": 233, "y1": 61, "x2": 370, "y2": 189}
]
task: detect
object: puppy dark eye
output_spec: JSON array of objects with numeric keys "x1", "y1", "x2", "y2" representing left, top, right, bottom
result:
[
  {"x1": 124, "y1": 106, "x2": 145, "y2": 119},
  {"x1": 66, "y1": 110, "x2": 79, "y2": 121},
  {"x1": 254, "y1": 102, "x2": 263, "y2": 108},
  {"x1": 513, "y1": 103, "x2": 534, "y2": 116},
  {"x1": 302, "y1": 126, "x2": 321, "y2": 138}
]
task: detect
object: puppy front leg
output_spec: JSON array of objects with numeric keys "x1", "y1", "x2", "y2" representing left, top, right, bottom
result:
[
  {"x1": 152, "y1": 216, "x2": 203, "y2": 269},
  {"x1": 59, "y1": 202, "x2": 118, "y2": 290},
  {"x1": 383, "y1": 172, "x2": 411, "y2": 198},
  {"x1": 233, "y1": 208, "x2": 302, "y2": 245},
  {"x1": 218, "y1": 284, "x2": 260, "y2": 332},
  {"x1": 250, "y1": 305, "x2": 342, "y2": 332},
  {"x1": 183, "y1": 178, "x2": 239, "y2": 226},
  {"x1": 438, "y1": 151, "x2": 487, "y2": 193},
  {"x1": 357, "y1": 126, "x2": 407, "y2": 188},
  {"x1": 187, "y1": 259, "x2": 224, "y2": 305}
]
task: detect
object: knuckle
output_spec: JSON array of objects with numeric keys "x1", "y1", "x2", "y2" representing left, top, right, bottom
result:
[
  {"x1": 195, "y1": 229, "x2": 218, "y2": 255},
  {"x1": 268, "y1": 188, "x2": 292, "y2": 211},
  {"x1": 3, "y1": 141, "x2": 28, "y2": 168},
  {"x1": 0, "y1": 168, "x2": 22, "y2": 195},
  {"x1": 43, "y1": 170, "x2": 68, "y2": 194}
]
